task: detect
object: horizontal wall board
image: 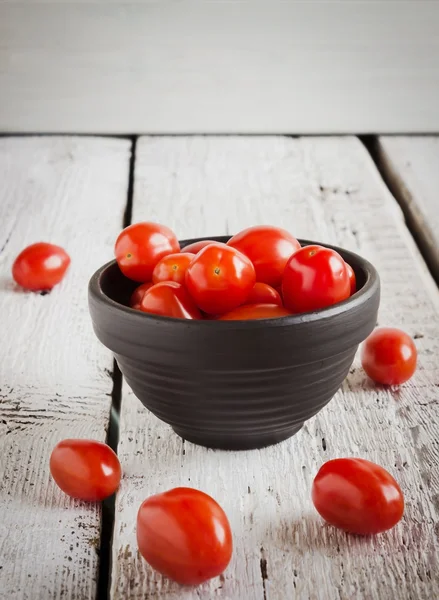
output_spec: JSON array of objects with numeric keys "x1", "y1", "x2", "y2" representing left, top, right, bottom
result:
[{"x1": 0, "y1": 1, "x2": 438, "y2": 133}]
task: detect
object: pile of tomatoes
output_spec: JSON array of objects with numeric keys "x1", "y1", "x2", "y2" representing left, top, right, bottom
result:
[{"x1": 114, "y1": 222, "x2": 357, "y2": 320}]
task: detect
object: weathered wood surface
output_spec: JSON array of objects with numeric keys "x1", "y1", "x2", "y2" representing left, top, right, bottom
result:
[
  {"x1": 0, "y1": 137, "x2": 131, "y2": 599},
  {"x1": 111, "y1": 136, "x2": 439, "y2": 600},
  {"x1": 376, "y1": 136, "x2": 439, "y2": 280},
  {"x1": 1, "y1": 2, "x2": 439, "y2": 134}
]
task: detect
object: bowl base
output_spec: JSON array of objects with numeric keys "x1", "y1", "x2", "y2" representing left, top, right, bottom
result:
[{"x1": 172, "y1": 423, "x2": 303, "y2": 451}]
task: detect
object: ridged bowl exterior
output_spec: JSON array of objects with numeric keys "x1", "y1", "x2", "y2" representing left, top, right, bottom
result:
[{"x1": 89, "y1": 237, "x2": 380, "y2": 450}]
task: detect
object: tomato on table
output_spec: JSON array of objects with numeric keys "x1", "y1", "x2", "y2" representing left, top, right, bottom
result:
[
  {"x1": 137, "y1": 487, "x2": 233, "y2": 585},
  {"x1": 361, "y1": 327, "x2": 417, "y2": 385},
  {"x1": 312, "y1": 458, "x2": 404, "y2": 535},
  {"x1": 244, "y1": 282, "x2": 282, "y2": 306},
  {"x1": 130, "y1": 282, "x2": 154, "y2": 307},
  {"x1": 50, "y1": 439, "x2": 121, "y2": 501},
  {"x1": 152, "y1": 252, "x2": 195, "y2": 285},
  {"x1": 227, "y1": 225, "x2": 300, "y2": 287},
  {"x1": 185, "y1": 244, "x2": 256, "y2": 315},
  {"x1": 115, "y1": 222, "x2": 180, "y2": 282},
  {"x1": 282, "y1": 245, "x2": 350, "y2": 313},
  {"x1": 12, "y1": 242, "x2": 70, "y2": 291},
  {"x1": 140, "y1": 281, "x2": 202, "y2": 319},
  {"x1": 217, "y1": 303, "x2": 290, "y2": 321}
]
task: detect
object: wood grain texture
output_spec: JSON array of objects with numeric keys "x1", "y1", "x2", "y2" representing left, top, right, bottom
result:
[
  {"x1": 0, "y1": 137, "x2": 131, "y2": 599},
  {"x1": 111, "y1": 136, "x2": 439, "y2": 600},
  {"x1": 1, "y1": 2, "x2": 439, "y2": 134},
  {"x1": 376, "y1": 136, "x2": 439, "y2": 280}
]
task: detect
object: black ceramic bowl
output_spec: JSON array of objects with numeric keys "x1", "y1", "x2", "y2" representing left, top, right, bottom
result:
[{"x1": 89, "y1": 237, "x2": 380, "y2": 451}]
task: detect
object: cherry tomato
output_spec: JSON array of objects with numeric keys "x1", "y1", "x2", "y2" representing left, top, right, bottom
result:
[
  {"x1": 12, "y1": 242, "x2": 70, "y2": 291},
  {"x1": 152, "y1": 252, "x2": 195, "y2": 285},
  {"x1": 130, "y1": 282, "x2": 154, "y2": 307},
  {"x1": 361, "y1": 327, "x2": 417, "y2": 385},
  {"x1": 137, "y1": 487, "x2": 233, "y2": 585},
  {"x1": 244, "y1": 282, "x2": 282, "y2": 306},
  {"x1": 282, "y1": 245, "x2": 350, "y2": 313},
  {"x1": 50, "y1": 439, "x2": 121, "y2": 502},
  {"x1": 346, "y1": 263, "x2": 357, "y2": 295},
  {"x1": 227, "y1": 225, "x2": 300, "y2": 287},
  {"x1": 217, "y1": 303, "x2": 290, "y2": 320},
  {"x1": 312, "y1": 458, "x2": 404, "y2": 535},
  {"x1": 140, "y1": 281, "x2": 201, "y2": 319},
  {"x1": 185, "y1": 244, "x2": 256, "y2": 315},
  {"x1": 115, "y1": 222, "x2": 180, "y2": 282},
  {"x1": 182, "y1": 240, "x2": 218, "y2": 254}
]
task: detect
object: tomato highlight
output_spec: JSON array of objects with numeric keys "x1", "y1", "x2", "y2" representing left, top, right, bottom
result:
[
  {"x1": 137, "y1": 487, "x2": 233, "y2": 585},
  {"x1": 12, "y1": 242, "x2": 70, "y2": 291},
  {"x1": 115, "y1": 222, "x2": 180, "y2": 282},
  {"x1": 244, "y1": 282, "x2": 282, "y2": 306},
  {"x1": 312, "y1": 458, "x2": 404, "y2": 535},
  {"x1": 50, "y1": 439, "x2": 121, "y2": 502},
  {"x1": 228, "y1": 225, "x2": 300, "y2": 287},
  {"x1": 130, "y1": 282, "x2": 154, "y2": 307},
  {"x1": 361, "y1": 327, "x2": 417, "y2": 385},
  {"x1": 282, "y1": 245, "x2": 350, "y2": 313},
  {"x1": 185, "y1": 244, "x2": 256, "y2": 315},
  {"x1": 140, "y1": 281, "x2": 202, "y2": 319},
  {"x1": 152, "y1": 252, "x2": 195, "y2": 285}
]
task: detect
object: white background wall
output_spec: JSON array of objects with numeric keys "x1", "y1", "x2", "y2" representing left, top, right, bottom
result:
[{"x1": 1, "y1": 1, "x2": 438, "y2": 134}]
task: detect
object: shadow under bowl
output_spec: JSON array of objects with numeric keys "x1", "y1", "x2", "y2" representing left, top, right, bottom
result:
[{"x1": 88, "y1": 237, "x2": 380, "y2": 450}]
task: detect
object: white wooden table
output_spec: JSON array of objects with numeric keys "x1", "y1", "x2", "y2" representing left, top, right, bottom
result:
[{"x1": 1, "y1": 135, "x2": 438, "y2": 600}]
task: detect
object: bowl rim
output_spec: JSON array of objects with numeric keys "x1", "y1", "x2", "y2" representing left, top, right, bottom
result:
[{"x1": 89, "y1": 237, "x2": 380, "y2": 330}]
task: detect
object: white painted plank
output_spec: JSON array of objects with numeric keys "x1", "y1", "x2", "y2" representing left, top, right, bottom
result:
[
  {"x1": 1, "y1": 2, "x2": 439, "y2": 134},
  {"x1": 111, "y1": 136, "x2": 439, "y2": 600},
  {"x1": 376, "y1": 136, "x2": 439, "y2": 280},
  {"x1": 0, "y1": 137, "x2": 131, "y2": 599}
]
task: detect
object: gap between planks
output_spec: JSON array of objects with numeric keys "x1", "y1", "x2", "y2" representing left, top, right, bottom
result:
[
  {"x1": 97, "y1": 137, "x2": 136, "y2": 600},
  {"x1": 371, "y1": 136, "x2": 439, "y2": 286},
  {"x1": 0, "y1": 136, "x2": 132, "y2": 600}
]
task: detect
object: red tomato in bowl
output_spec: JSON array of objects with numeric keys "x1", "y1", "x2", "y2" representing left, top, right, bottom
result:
[
  {"x1": 312, "y1": 458, "x2": 404, "y2": 535},
  {"x1": 185, "y1": 244, "x2": 256, "y2": 315},
  {"x1": 50, "y1": 439, "x2": 121, "y2": 501},
  {"x1": 12, "y1": 242, "x2": 70, "y2": 291},
  {"x1": 361, "y1": 327, "x2": 417, "y2": 385},
  {"x1": 227, "y1": 225, "x2": 300, "y2": 287},
  {"x1": 182, "y1": 240, "x2": 220, "y2": 254},
  {"x1": 275, "y1": 285, "x2": 283, "y2": 299},
  {"x1": 115, "y1": 222, "x2": 180, "y2": 282},
  {"x1": 282, "y1": 245, "x2": 350, "y2": 313},
  {"x1": 130, "y1": 282, "x2": 154, "y2": 307},
  {"x1": 137, "y1": 487, "x2": 233, "y2": 585},
  {"x1": 217, "y1": 303, "x2": 290, "y2": 320},
  {"x1": 140, "y1": 281, "x2": 201, "y2": 319},
  {"x1": 244, "y1": 282, "x2": 282, "y2": 306},
  {"x1": 346, "y1": 263, "x2": 356, "y2": 295},
  {"x1": 152, "y1": 252, "x2": 195, "y2": 285}
]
